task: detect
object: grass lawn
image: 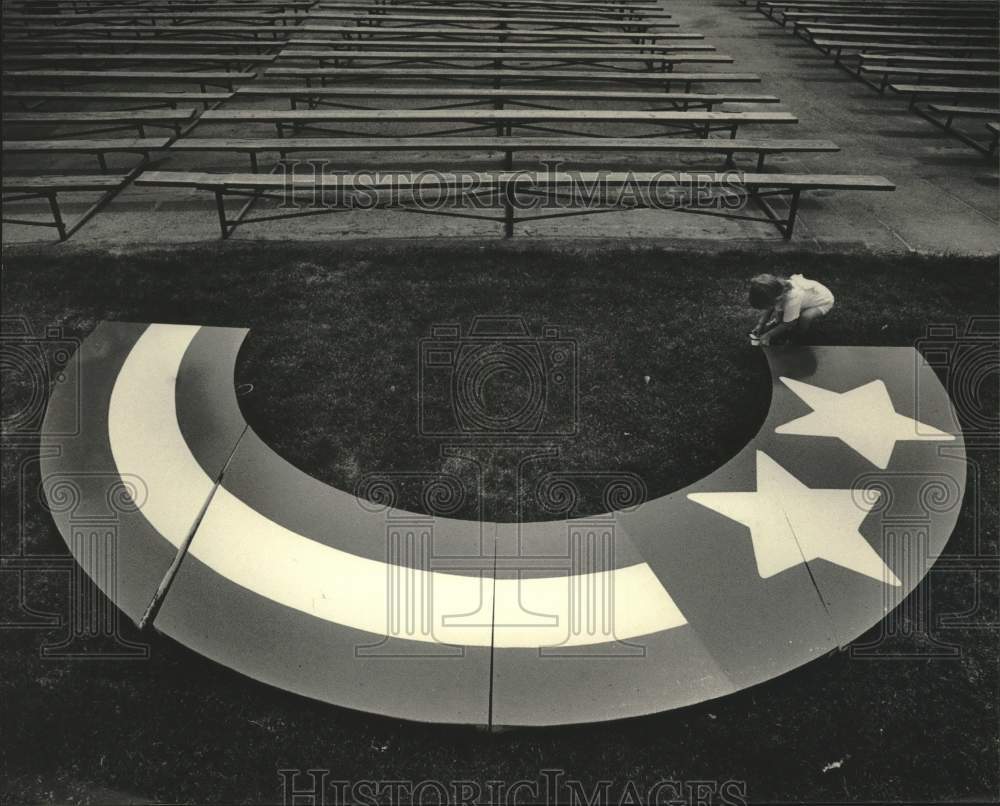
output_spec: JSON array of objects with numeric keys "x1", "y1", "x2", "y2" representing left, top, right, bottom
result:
[{"x1": 1, "y1": 242, "x2": 997, "y2": 805}]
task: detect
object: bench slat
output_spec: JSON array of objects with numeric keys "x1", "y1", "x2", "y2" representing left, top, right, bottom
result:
[
  {"x1": 5, "y1": 109, "x2": 196, "y2": 124},
  {"x1": 859, "y1": 54, "x2": 998, "y2": 67},
  {"x1": 3, "y1": 90, "x2": 232, "y2": 101},
  {"x1": 3, "y1": 174, "x2": 129, "y2": 191},
  {"x1": 306, "y1": 2, "x2": 674, "y2": 17},
  {"x1": 304, "y1": 10, "x2": 676, "y2": 22},
  {"x1": 785, "y1": 11, "x2": 996, "y2": 22},
  {"x1": 5, "y1": 10, "x2": 673, "y2": 24},
  {"x1": 3, "y1": 53, "x2": 277, "y2": 63},
  {"x1": 234, "y1": 85, "x2": 780, "y2": 103},
  {"x1": 295, "y1": 24, "x2": 695, "y2": 39},
  {"x1": 812, "y1": 39, "x2": 998, "y2": 54},
  {"x1": 860, "y1": 65, "x2": 999, "y2": 79},
  {"x1": 5, "y1": 23, "x2": 695, "y2": 40},
  {"x1": 801, "y1": 27, "x2": 997, "y2": 40},
  {"x1": 5, "y1": 12, "x2": 308, "y2": 20},
  {"x1": 266, "y1": 67, "x2": 762, "y2": 83},
  {"x1": 278, "y1": 49, "x2": 732, "y2": 64},
  {"x1": 199, "y1": 109, "x2": 797, "y2": 123},
  {"x1": 285, "y1": 38, "x2": 713, "y2": 52},
  {"x1": 169, "y1": 135, "x2": 838, "y2": 151},
  {"x1": 927, "y1": 104, "x2": 1000, "y2": 117},
  {"x1": 136, "y1": 169, "x2": 896, "y2": 191},
  {"x1": 314, "y1": 0, "x2": 664, "y2": 11},
  {"x1": 889, "y1": 83, "x2": 1000, "y2": 96},
  {"x1": 4, "y1": 137, "x2": 171, "y2": 152},
  {"x1": 301, "y1": 11, "x2": 676, "y2": 26},
  {"x1": 762, "y1": 1, "x2": 995, "y2": 8},
  {"x1": 4, "y1": 70, "x2": 254, "y2": 82}
]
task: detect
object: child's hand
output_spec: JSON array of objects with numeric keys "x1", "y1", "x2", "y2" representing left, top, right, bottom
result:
[{"x1": 759, "y1": 334, "x2": 771, "y2": 346}]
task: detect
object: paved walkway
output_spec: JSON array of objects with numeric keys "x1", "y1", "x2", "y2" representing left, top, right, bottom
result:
[{"x1": 668, "y1": 0, "x2": 999, "y2": 253}]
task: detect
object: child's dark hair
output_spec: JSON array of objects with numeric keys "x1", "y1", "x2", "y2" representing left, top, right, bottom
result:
[{"x1": 749, "y1": 274, "x2": 788, "y2": 309}]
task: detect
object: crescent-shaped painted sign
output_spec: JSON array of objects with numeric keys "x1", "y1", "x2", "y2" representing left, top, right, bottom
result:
[{"x1": 41, "y1": 323, "x2": 965, "y2": 727}]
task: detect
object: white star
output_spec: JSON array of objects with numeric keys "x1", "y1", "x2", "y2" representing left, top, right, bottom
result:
[
  {"x1": 775, "y1": 377, "x2": 953, "y2": 469},
  {"x1": 688, "y1": 451, "x2": 900, "y2": 587}
]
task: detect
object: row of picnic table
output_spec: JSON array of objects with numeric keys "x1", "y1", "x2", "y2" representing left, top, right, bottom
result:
[
  {"x1": 2, "y1": 0, "x2": 895, "y2": 240},
  {"x1": 740, "y1": 0, "x2": 999, "y2": 156}
]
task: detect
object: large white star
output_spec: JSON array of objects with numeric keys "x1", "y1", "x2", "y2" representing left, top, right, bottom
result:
[
  {"x1": 775, "y1": 377, "x2": 953, "y2": 469},
  {"x1": 688, "y1": 451, "x2": 900, "y2": 586}
]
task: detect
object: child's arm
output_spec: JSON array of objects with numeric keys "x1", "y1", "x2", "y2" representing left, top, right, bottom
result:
[
  {"x1": 760, "y1": 289, "x2": 802, "y2": 344},
  {"x1": 750, "y1": 307, "x2": 774, "y2": 335},
  {"x1": 759, "y1": 318, "x2": 796, "y2": 344}
]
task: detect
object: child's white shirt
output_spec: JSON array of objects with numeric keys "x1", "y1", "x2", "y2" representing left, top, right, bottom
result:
[{"x1": 780, "y1": 274, "x2": 835, "y2": 322}]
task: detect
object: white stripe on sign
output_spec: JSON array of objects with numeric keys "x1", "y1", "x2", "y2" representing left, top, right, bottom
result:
[{"x1": 107, "y1": 324, "x2": 687, "y2": 647}]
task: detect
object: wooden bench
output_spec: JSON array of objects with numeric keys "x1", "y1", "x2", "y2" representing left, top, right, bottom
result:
[
  {"x1": 285, "y1": 37, "x2": 715, "y2": 52},
  {"x1": 344, "y1": 0, "x2": 664, "y2": 5},
  {"x1": 301, "y1": 11, "x2": 677, "y2": 28},
  {"x1": 858, "y1": 53, "x2": 998, "y2": 70},
  {"x1": 1, "y1": 37, "x2": 288, "y2": 52},
  {"x1": 1, "y1": 52, "x2": 276, "y2": 71},
  {"x1": 317, "y1": 0, "x2": 664, "y2": 9},
  {"x1": 758, "y1": 0, "x2": 997, "y2": 9},
  {"x1": 134, "y1": 168, "x2": 895, "y2": 239},
  {"x1": 3, "y1": 137, "x2": 170, "y2": 169},
  {"x1": 758, "y1": 1, "x2": 997, "y2": 6},
  {"x1": 758, "y1": 0, "x2": 997, "y2": 12},
  {"x1": 3, "y1": 23, "x2": 689, "y2": 43},
  {"x1": 0, "y1": 9, "x2": 673, "y2": 28},
  {"x1": 858, "y1": 64, "x2": 999, "y2": 94},
  {"x1": 9, "y1": 0, "x2": 316, "y2": 10},
  {"x1": 194, "y1": 108, "x2": 799, "y2": 138},
  {"x1": 929, "y1": 104, "x2": 1000, "y2": 120},
  {"x1": 889, "y1": 82, "x2": 1000, "y2": 109},
  {"x1": 168, "y1": 135, "x2": 838, "y2": 171},
  {"x1": 295, "y1": 23, "x2": 693, "y2": 41},
  {"x1": 2, "y1": 70, "x2": 256, "y2": 90},
  {"x1": 4, "y1": 108, "x2": 196, "y2": 136},
  {"x1": 308, "y1": 2, "x2": 674, "y2": 19},
  {"x1": 266, "y1": 66, "x2": 763, "y2": 89},
  {"x1": 2, "y1": 89, "x2": 232, "y2": 110},
  {"x1": 234, "y1": 84, "x2": 781, "y2": 110},
  {"x1": 0, "y1": 51, "x2": 276, "y2": 74},
  {"x1": 276, "y1": 48, "x2": 734, "y2": 71},
  {"x1": 307, "y1": 7, "x2": 678, "y2": 20},
  {"x1": 2, "y1": 34, "x2": 708, "y2": 54},
  {"x1": 783, "y1": 10, "x2": 996, "y2": 27},
  {"x1": 2, "y1": 172, "x2": 137, "y2": 240},
  {"x1": 11, "y1": 0, "x2": 315, "y2": 10},
  {"x1": 915, "y1": 103, "x2": 1000, "y2": 155},
  {"x1": 811, "y1": 39, "x2": 999, "y2": 64},
  {"x1": 3, "y1": 12, "x2": 309, "y2": 25},
  {"x1": 779, "y1": 9, "x2": 995, "y2": 28},
  {"x1": 3, "y1": 24, "x2": 306, "y2": 40},
  {"x1": 986, "y1": 122, "x2": 999, "y2": 154},
  {"x1": 798, "y1": 27, "x2": 998, "y2": 44}
]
